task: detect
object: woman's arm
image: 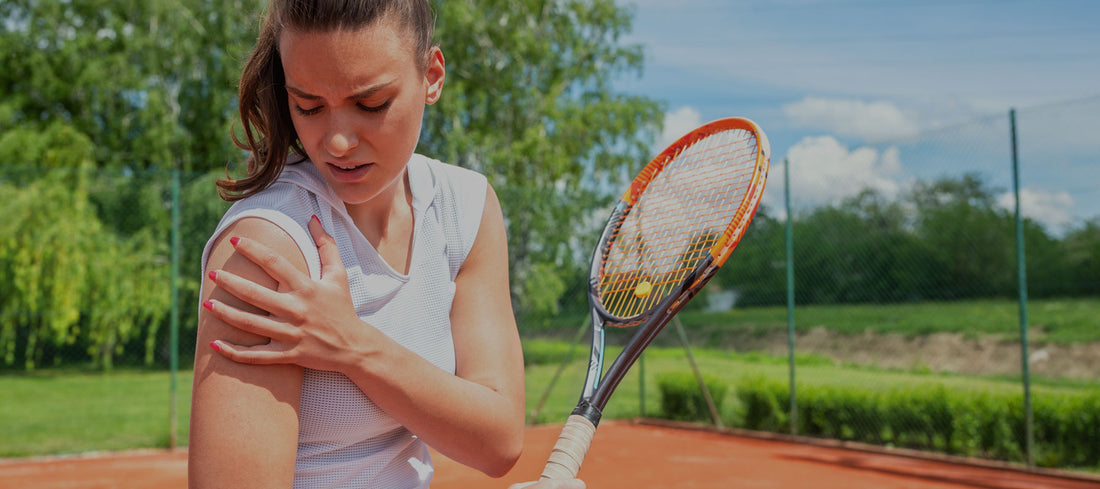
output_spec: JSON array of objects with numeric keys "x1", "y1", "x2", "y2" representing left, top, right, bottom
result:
[
  {"x1": 208, "y1": 187, "x2": 526, "y2": 477},
  {"x1": 347, "y1": 183, "x2": 526, "y2": 475},
  {"x1": 188, "y1": 218, "x2": 308, "y2": 489}
]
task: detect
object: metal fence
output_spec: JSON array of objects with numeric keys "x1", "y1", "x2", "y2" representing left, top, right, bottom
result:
[{"x1": 1, "y1": 96, "x2": 1098, "y2": 469}]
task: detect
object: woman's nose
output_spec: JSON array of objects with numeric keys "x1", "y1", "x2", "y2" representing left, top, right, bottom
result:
[{"x1": 325, "y1": 117, "x2": 359, "y2": 157}]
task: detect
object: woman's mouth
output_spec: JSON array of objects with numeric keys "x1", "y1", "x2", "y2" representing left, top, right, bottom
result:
[{"x1": 327, "y1": 161, "x2": 372, "y2": 182}]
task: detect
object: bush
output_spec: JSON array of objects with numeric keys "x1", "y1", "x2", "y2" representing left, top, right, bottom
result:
[
  {"x1": 657, "y1": 371, "x2": 728, "y2": 422},
  {"x1": 737, "y1": 375, "x2": 788, "y2": 432},
  {"x1": 732, "y1": 377, "x2": 1100, "y2": 469}
]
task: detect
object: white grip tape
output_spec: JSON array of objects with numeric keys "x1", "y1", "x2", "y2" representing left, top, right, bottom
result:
[{"x1": 540, "y1": 414, "x2": 597, "y2": 480}]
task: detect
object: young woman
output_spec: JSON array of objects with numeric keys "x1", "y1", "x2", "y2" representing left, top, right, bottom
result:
[{"x1": 188, "y1": 1, "x2": 582, "y2": 488}]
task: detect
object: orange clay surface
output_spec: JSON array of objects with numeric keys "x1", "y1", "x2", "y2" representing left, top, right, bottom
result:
[{"x1": 1, "y1": 421, "x2": 1097, "y2": 489}]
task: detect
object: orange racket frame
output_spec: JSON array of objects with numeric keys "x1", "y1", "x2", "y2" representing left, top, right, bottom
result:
[{"x1": 541, "y1": 117, "x2": 770, "y2": 480}]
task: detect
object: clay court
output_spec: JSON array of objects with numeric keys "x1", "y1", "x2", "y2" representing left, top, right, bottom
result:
[{"x1": 2, "y1": 420, "x2": 1096, "y2": 489}]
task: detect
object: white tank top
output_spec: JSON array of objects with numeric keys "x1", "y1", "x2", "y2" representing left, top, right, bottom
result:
[{"x1": 201, "y1": 154, "x2": 488, "y2": 488}]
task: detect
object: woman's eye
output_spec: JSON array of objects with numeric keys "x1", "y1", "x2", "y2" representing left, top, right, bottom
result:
[
  {"x1": 294, "y1": 105, "x2": 323, "y2": 116},
  {"x1": 358, "y1": 100, "x2": 392, "y2": 113}
]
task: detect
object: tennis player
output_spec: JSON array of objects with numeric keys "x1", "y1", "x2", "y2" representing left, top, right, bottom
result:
[{"x1": 188, "y1": 1, "x2": 582, "y2": 488}]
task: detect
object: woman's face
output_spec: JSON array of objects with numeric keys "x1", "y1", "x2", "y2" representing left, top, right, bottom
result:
[{"x1": 279, "y1": 19, "x2": 443, "y2": 208}]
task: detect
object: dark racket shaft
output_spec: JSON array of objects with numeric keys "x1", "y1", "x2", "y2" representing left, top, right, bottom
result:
[{"x1": 540, "y1": 117, "x2": 771, "y2": 480}]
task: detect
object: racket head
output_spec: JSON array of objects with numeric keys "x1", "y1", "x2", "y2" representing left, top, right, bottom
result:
[
  {"x1": 543, "y1": 117, "x2": 771, "y2": 480},
  {"x1": 588, "y1": 117, "x2": 770, "y2": 328}
]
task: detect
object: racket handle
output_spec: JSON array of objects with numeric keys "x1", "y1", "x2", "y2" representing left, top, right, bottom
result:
[{"x1": 540, "y1": 414, "x2": 597, "y2": 480}]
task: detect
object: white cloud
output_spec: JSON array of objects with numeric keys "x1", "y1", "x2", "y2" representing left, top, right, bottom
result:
[
  {"x1": 764, "y1": 136, "x2": 903, "y2": 210},
  {"x1": 782, "y1": 97, "x2": 920, "y2": 142},
  {"x1": 996, "y1": 188, "x2": 1076, "y2": 234},
  {"x1": 656, "y1": 106, "x2": 703, "y2": 150}
]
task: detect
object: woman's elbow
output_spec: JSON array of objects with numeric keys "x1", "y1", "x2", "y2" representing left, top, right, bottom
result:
[{"x1": 481, "y1": 423, "x2": 525, "y2": 478}]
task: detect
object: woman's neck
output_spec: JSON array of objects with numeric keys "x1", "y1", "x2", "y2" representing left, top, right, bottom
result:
[{"x1": 345, "y1": 170, "x2": 415, "y2": 273}]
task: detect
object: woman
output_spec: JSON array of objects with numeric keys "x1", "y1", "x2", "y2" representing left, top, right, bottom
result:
[{"x1": 188, "y1": 1, "x2": 581, "y2": 488}]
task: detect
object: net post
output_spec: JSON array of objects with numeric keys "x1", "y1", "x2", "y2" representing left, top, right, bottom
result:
[
  {"x1": 169, "y1": 167, "x2": 182, "y2": 449},
  {"x1": 1010, "y1": 108, "x2": 1034, "y2": 467},
  {"x1": 672, "y1": 317, "x2": 723, "y2": 428},
  {"x1": 784, "y1": 158, "x2": 798, "y2": 436}
]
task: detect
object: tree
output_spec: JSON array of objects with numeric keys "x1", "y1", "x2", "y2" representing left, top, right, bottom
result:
[
  {"x1": 716, "y1": 206, "x2": 787, "y2": 307},
  {"x1": 424, "y1": 0, "x2": 664, "y2": 319},
  {"x1": 908, "y1": 174, "x2": 1015, "y2": 299},
  {"x1": 0, "y1": 0, "x2": 664, "y2": 366},
  {"x1": 0, "y1": 123, "x2": 168, "y2": 370},
  {"x1": 0, "y1": 0, "x2": 256, "y2": 173},
  {"x1": 1062, "y1": 219, "x2": 1100, "y2": 296}
]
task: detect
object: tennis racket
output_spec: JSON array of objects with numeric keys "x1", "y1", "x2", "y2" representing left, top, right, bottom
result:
[{"x1": 540, "y1": 117, "x2": 770, "y2": 480}]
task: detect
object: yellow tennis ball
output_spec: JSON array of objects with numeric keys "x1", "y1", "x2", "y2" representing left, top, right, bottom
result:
[{"x1": 634, "y1": 280, "x2": 653, "y2": 298}]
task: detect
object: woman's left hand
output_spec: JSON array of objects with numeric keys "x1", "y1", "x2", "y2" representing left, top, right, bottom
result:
[{"x1": 204, "y1": 215, "x2": 374, "y2": 372}]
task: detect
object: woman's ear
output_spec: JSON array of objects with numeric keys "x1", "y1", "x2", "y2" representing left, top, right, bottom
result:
[{"x1": 424, "y1": 47, "x2": 445, "y2": 105}]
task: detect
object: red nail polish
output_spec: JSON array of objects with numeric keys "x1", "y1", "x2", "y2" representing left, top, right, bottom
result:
[
  {"x1": 311, "y1": 214, "x2": 320, "y2": 224},
  {"x1": 209, "y1": 341, "x2": 221, "y2": 352},
  {"x1": 202, "y1": 300, "x2": 214, "y2": 311},
  {"x1": 230, "y1": 236, "x2": 240, "y2": 246},
  {"x1": 208, "y1": 270, "x2": 218, "y2": 281}
]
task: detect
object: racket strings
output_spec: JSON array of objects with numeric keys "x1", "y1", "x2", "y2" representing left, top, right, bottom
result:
[{"x1": 598, "y1": 128, "x2": 760, "y2": 322}]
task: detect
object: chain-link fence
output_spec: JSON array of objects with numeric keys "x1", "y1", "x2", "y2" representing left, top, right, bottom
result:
[{"x1": 2, "y1": 97, "x2": 1098, "y2": 469}]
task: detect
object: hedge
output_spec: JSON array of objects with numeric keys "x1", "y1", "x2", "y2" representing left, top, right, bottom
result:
[
  {"x1": 733, "y1": 375, "x2": 1100, "y2": 469},
  {"x1": 657, "y1": 371, "x2": 729, "y2": 422}
]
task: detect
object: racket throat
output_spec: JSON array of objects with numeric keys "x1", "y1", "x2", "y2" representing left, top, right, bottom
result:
[{"x1": 571, "y1": 401, "x2": 603, "y2": 427}]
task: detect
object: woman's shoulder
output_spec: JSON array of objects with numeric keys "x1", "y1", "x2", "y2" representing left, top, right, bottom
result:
[
  {"x1": 412, "y1": 154, "x2": 488, "y2": 192},
  {"x1": 410, "y1": 154, "x2": 490, "y2": 269},
  {"x1": 204, "y1": 165, "x2": 326, "y2": 278}
]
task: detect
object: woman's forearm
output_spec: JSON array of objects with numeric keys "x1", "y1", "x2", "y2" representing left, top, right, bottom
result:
[{"x1": 341, "y1": 333, "x2": 525, "y2": 477}]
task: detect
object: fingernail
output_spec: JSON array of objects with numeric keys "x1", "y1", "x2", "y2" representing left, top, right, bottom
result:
[
  {"x1": 208, "y1": 270, "x2": 218, "y2": 281},
  {"x1": 202, "y1": 300, "x2": 214, "y2": 312},
  {"x1": 209, "y1": 341, "x2": 221, "y2": 352},
  {"x1": 230, "y1": 237, "x2": 240, "y2": 246},
  {"x1": 311, "y1": 214, "x2": 320, "y2": 224}
]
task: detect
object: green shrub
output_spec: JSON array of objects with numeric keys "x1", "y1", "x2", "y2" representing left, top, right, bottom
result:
[
  {"x1": 731, "y1": 377, "x2": 1100, "y2": 469},
  {"x1": 735, "y1": 375, "x2": 788, "y2": 431},
  {"x1": 657, "y1": 371, "x2": 728, "y2": 422}
]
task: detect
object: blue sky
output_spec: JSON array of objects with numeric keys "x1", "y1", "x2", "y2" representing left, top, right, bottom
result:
[{"x1": 616, "y1": 0, "x2": 1100, "y2": 233}]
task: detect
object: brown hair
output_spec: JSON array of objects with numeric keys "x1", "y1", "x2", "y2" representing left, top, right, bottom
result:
[{"x1": 219, "y1": 0, "x2": 436, "y2": 201}]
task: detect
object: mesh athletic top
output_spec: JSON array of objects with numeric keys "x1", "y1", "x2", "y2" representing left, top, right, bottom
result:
[{"x1": 201, "y1": 154, "x2": 488, "y2": 488}]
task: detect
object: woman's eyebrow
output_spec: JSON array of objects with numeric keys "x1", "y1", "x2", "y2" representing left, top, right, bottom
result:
[
  {"x1": 347, "y1": 81, "x2": 394, "y2": 100},
  {"x1": 285, "y1": 81, "x2": 395, "y2": 101},
  {"x1": 285, "y1": 85, "x2": 321, "y2": 100}
]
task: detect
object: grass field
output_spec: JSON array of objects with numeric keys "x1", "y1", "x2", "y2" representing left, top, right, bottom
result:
[
  {"x1": 0, "y1": 369, "x2": 192, "y2": 457},
  {"x1": 2, "y1": 298, "x2": 1098, "y2": 458},
  {"x1": 541, "y1": 297, "x2": 1100, "y2": 345}
]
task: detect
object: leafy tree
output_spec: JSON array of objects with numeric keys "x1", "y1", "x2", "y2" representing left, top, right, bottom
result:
[
  {"x1": 1, "y1": 0, "x2": 664, "y2": 366},
  {"x1": 424, "y1": 0, "x2": 664, "y2": 319},
  {"x1": 717, "y1": 206, "x2": 787, "y2": 307},
  {"x1": 1062, "y1": 219, "x2": 1100, "y2": 296},
  {"x1": 0, "y1": 124, "x2": 167, "y2": 370},
  {"x1": 0, "y1": 0, "x2": 256, "y2": 173},
  {"x1": 1020, "y1": 219, "x2": 1071, "y2": 298},
  {"x1": 908, "y1": 174, "x2": 1015, "y2": 299}
]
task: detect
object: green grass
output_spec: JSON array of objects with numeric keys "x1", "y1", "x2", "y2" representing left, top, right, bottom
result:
[
  {"x1": 533, "y1": 297, "x2": 1100, "y2": 345},
  {"x1": 0, "y1": 369, "x2": 192, "y2": 457}
]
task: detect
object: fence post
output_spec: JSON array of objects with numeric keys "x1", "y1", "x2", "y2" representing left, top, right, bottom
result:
[
  {"x1": 784, "y1": 158, "x2": 797, "y2": 435},
  {"x1": 169, "y1": 168, "x2": 182, "y2": 449},
  {"x1": 672, "y1": 317, "x2": 723, "y2": 428},
  {"x1": 1010, "y1": 108, "x2": 1034, "y2": 467}
]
